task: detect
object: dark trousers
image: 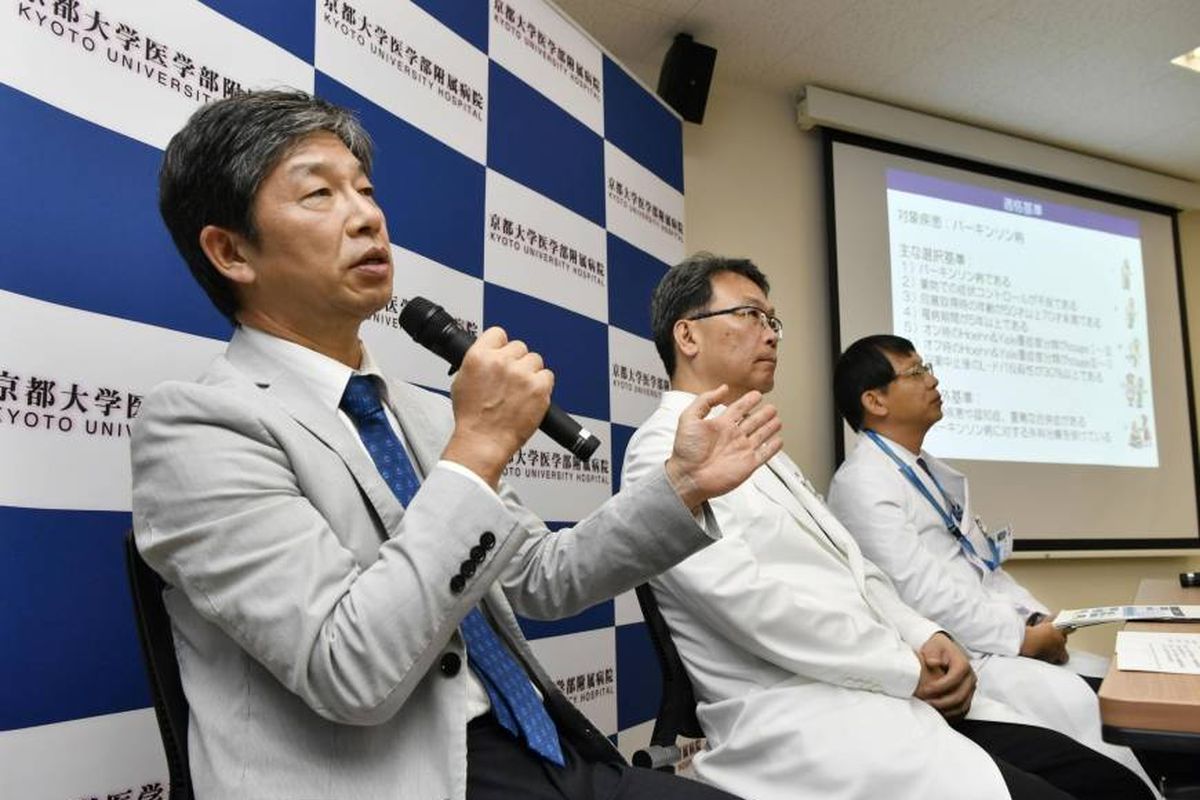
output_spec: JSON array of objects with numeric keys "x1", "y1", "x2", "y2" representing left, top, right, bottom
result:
[
  {"x1": 466, "y1": 716, "x2": 739, "y2": 800},
  {"x1": 467, "y1": 714, "x2": 1154, "y2": 800},
  {"x1": 955, "y1": 719, "x2": 1154, "y2": 800}
]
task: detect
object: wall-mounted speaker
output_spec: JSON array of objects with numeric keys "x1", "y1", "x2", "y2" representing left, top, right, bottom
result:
[{"x1": 656, "y1": 33, "x2": 717, "y2": 124}]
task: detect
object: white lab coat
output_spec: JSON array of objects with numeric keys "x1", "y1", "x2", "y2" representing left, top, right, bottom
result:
[
  {"x1": 828, "y1": 433, "x2": 1042, "y2": 657},
  {"x1": 828, "y1": 432, "x2": 1156, "y2": 794},
  {"x1": 623, "y1": 392, "x2": 1020, "y2": 800}
]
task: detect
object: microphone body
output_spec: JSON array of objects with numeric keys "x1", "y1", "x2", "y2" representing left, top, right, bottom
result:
[{"x1": 399, "y1": 296, "x2": 602, "y2": 461}]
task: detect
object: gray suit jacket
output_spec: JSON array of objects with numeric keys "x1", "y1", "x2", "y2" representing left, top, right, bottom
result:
[{"x1": 130, "y1": 328, "x2": 715, "y2": 800}]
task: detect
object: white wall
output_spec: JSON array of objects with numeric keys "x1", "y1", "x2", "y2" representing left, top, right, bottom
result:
[
  {"x1": 681, "y1": 74, "x2": 1200, "y2": 655},
  {"x1": 683, "y1": 77, "x2": 834, "y2": 486}
]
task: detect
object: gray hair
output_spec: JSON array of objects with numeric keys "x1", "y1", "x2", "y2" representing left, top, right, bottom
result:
[{"x1": 158, "y1": 89, "x2": 374, "y2": 322}]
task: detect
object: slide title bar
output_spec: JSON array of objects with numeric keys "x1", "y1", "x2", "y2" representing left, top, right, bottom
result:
[{"x1": 888, "y1": 169, "x2": 1141, "y2": 239}]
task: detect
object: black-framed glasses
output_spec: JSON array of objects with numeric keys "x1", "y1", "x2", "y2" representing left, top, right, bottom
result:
[
  {"x1": 891, "y1": 362, "x2": 934, "y2": 381},
  {"x1": 686, "y1": 305, "x2": 783, "y2": 338}
]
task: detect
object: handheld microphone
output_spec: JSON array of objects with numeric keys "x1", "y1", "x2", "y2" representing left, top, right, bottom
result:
[{"x1": 398, "y1": 296, "x2": 602, "y2": 461}]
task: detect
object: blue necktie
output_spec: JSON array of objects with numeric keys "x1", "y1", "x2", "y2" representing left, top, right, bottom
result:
[
  {"x1": 917, "y1": 457, "x2": 963, "y2": 524},
  {"x1": 339, "y1": 375, "x2": 564, "y2": 766}
]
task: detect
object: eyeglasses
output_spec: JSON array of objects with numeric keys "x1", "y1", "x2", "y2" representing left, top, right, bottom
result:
[
  {"x1": 686, "y1": 305, "x2": 783, "y2": 338},
  {"x1": 891, "y1": 362, "x2": 935, "y2": 381}
]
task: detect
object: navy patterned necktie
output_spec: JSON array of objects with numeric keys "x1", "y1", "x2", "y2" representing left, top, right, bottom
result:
[
  {"x1": 339, "y1": 375, "x2": 564, "y2": 766},
  {"x1": 917, "y1": 457, "x2": 963, "y2": 524},
  {"x1": 915, "y1": 457, "x2": 935, "y2": 481}
]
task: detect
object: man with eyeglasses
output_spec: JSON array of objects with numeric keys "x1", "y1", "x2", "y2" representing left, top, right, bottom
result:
[
  {"x1": 827, "y1": 334, "x2": 1154, "y2": 793},
  {"x1": 621, "y1": 254, "x2": 1153, "y2": 800}
]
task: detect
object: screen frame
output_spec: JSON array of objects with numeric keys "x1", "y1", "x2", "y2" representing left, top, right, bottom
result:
[{"x1": 822, "y1": 127, "x2": 1200, "y2": 553}]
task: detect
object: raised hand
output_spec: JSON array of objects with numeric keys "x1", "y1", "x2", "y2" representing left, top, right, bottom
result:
[
  {"x1": 914, "y1": 632, "x2": 976, "y2": 720},
  {"x1": 442, "y1": 327, "x2": 553, "y2": 487},
  {"x1": 664, "y1": 385, "x2": 783, "y2": 511}
]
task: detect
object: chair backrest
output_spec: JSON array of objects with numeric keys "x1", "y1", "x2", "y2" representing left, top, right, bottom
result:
[
  {"x1": 634, "y1": 583, "x2": 704, "y2": 744},
  {"x1": 123, "y1": 530, "x2": 193, "y2": 800}
]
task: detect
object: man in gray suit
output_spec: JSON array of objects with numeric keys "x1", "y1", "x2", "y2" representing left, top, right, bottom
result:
[{"x1": 133, "y1": 90, "x2": 781, "y2": 800}]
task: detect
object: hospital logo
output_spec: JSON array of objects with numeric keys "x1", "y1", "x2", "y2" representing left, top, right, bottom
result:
[
  {"x1": 553, "y1": 666, "x2": 614, "y2": 705},
  {"x1": 607, "y1": 177, "x2": 684, "y2": 243},
  {"x1": 0, "y1": 366, "x2": 141, "y2": 439},
  {"x1": 488, "y1": 213, "x2": 606, "y2": 288},
  {"x1": 610, "y1": 362, "x2": 667, "y2": 399},
  {"x1": 492, "y1": 0, "x2": 601, "y2": 101},
  {"x1": 14, "y1": 1, "x2": 243, "y2": 105},
  {"x1": 321, "y1": 0, "x2": 485, "y2": 121},
  {"x1": 504, "y1": 446, "x2": 611, "y2": 485}
]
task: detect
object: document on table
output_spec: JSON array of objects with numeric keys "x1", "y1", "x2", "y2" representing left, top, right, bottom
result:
[
  {"x1": 1052, "y1": 604, "x2": 1200, "y2": 629},
  {"x1": 1116, "y1": 631, "x2": 1200, "y2": 675}
]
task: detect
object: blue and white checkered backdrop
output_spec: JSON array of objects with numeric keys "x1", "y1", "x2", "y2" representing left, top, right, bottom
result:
[{"x1": 0, "y1": 1, "x2": 684, "y2": 797}]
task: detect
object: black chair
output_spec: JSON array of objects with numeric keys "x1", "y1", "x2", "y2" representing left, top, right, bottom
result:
[
  {"x1": 123, "y1": 530, "x2": 194, "y2": 800},
  {"x1": 631, "y1": 583, "x2": 705, "y2": 772}
]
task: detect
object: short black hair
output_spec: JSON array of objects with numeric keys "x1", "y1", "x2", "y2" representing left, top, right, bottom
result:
[
  {"x1": 650, "y1": 252, "x2": 770, "y2": 377},
  {"x1": 833, "y1": 334, "x2": 916, "y2": 431},
  {"x1": 158, "y1": 89, "x2": 374, "y2": 323}
]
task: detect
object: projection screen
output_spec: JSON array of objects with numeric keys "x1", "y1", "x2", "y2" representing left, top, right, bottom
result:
[{"x1": 826, "y1": 131, "x2": 1200, "y2": 552}]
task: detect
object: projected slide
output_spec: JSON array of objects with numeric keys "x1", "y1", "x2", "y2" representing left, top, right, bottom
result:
[{"x1": 886, "y1": 169, "x2": 1157, "y2": 467}]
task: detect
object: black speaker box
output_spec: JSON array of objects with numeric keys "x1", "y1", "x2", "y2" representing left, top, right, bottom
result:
[{"x1": 656, "y1": 33, "x2": 717, "y2": 124}]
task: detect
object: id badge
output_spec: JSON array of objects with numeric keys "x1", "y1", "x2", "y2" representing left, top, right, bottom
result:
[
  {"x1": 990, "y1": 525, "x2": 1014, "y2": 563},
  {"x1": 972, "y1": 516, "x2": 1013, "y2": 566}
]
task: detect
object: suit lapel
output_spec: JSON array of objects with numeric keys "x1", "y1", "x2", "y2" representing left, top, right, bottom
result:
[
  {"x1": 700, "y1": 393, "x2": 863, "y2": 586},
  {"x1": 754, "y1": 458, "x2": 807, "y2": 519},
  {"x1": 224, "y1": 332, "x2": 407, "y2": 535},
  {"x1": 924, "y1": 455, "x2": 995, "y2": 572},
  {"x1": 926, "y1": 456, "x2": 970, "y2": 519},
  {"x1": 761, "y1": 455, "x2": 868, "y2": 588}
]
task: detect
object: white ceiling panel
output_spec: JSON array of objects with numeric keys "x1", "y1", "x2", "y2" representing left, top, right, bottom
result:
[{"x1": 555, "y1": 0, "x2": 1200, "y2": 181}]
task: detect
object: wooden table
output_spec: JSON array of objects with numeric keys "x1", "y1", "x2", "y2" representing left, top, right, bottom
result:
[{"x1": 1098, "y1": 578, "x2": 1200, "y2": 751}]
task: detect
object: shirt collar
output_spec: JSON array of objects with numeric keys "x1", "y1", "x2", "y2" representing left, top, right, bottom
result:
[
  {"x1": 238, "y1": 325, "x2": 389, "y2": 414},
  {"x1": 660, "y1": 389, "x2": 730, "y2": 419},
  {"x1": 864, "y1": 429, "x2": 923, "y2": 465},
  {"x1": 660, "y1": 389, "x2": 696, "y2": 412}
]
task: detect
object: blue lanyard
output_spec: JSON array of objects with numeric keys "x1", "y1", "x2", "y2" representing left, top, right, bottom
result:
[{"x1": 864, "y1": 430, "x2": 1001, "y2": 571}]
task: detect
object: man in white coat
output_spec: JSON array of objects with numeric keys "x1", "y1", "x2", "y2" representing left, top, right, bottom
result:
[
  {"x1": 622, "y1": 253, "x2": 1153, "y2": 800},
  {"x1": 826, "y1": 333, "x2": 1154, "y2": 792}
]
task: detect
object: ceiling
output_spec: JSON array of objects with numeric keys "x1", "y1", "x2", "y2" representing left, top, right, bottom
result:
[{"x1": 554, "y1": 0, "x2": 1200, "y2": 182}]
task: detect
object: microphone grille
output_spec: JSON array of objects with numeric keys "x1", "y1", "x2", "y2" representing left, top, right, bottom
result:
[{"x1": 398, "y1": 296, "x2": 440, "y2": 340}]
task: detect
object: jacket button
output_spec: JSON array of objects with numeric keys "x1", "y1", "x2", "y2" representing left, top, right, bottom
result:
[
  {"x1": 449, "y1": 574, "x2": 466, "y2": 594},
  {"x1": 460, "y1": 559, "x2": 476, "y2": 578},
  {"x1": 480, "y1": 531, "x2": 496, "y2": 550},
  {"x1": 440, "y1": 652, "x2": 461, "y2": 677},
  {"x1": 470, "y1": 545, "x2": 487, "y2": 563}
]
